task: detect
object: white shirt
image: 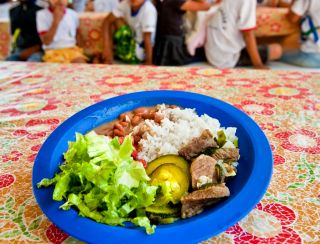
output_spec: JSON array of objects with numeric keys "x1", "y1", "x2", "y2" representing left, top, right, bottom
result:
[
  {"x1": 112, "y1": 0, "x2": 157, "y2": 60},
  {"x1": 36, "y1": 8, "x2": 79, "y2": 50},
  {"x1": 292, "y1": 0, "x2": 320, "y2": 53},
  {"x1": 0, "y1": 2, "x2": 12, "y2": 19},
  {"x1": 205, "y1": 0, "x2": 256, "y2": 68},
  {"x1": 94, "y1": 0, "x2": 119, "y2": 12}
]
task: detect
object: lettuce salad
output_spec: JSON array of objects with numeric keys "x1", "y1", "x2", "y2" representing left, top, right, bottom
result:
[{"x1": 37, "y1": 132, "x2": 158, "y2": 234}]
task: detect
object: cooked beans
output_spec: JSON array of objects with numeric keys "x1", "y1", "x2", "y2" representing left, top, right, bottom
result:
[
  {"x1": 133, "y1": 107, "x2": 148, "y2": 115},
  {"x1": 114, "y1": 123, "x2": 124, "y2": 131},
  {"x1": 94, "y1": 105, "x2": 178, "y2": 145},
  {"x1": 131, "y1": 115, "x2": 142, "y2": 126},
  {"x1": 120, "y1": 121, "x2": 129, "y2": 127},
  {"x1": 114, "y1": 129, "x2": 124, "y2": 137}
]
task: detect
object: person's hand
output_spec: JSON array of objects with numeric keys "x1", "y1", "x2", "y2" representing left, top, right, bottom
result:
[
  {"x1": 53, "y1": 7, "x2": 64, "y2": 24},
  {"x1": 254, "y1": 64, "x2": 270, "y2": 70}
]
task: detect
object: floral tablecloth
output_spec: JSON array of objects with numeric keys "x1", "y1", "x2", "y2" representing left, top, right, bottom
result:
[{"x1": 0, "y1": 62, "x2": 319, "y2": 243}]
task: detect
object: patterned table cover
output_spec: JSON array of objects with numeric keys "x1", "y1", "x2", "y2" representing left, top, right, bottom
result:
[
  {"x1": 0, "y1": 7, "x2": 298, "y2": 60},
  {"x1": 0, "y1": 62, "x2": 319, "y2": 243},
  {"x1": 0, "y1": 19, "x2": 10, "y2": 60},
  {"x1": 255, "y1": 7, "x2": 298, "y2": 37}
]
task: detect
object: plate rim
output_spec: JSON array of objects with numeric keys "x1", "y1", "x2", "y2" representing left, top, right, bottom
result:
[{"x1": 32, "y1": 90, "x2": 273, "y2": 244}]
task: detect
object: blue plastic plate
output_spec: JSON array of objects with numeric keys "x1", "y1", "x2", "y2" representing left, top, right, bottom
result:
[{"x1": 32, "y1": 90, "x2": 273, "y2": 244}]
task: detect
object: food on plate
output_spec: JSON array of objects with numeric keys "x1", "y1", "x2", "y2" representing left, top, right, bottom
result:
[{"x1": 37, "y1": 104, "x2": 239, "y2": 234}]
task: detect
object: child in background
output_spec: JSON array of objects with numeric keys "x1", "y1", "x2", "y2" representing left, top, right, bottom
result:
[
  {"x1": 36, "y1": 0, "x2": 87, "y2": 63},
  {"x1": 6, "y1": 0, "x2": 43, "y2": 62},
  {"x1": 205, "y1": 0, "x2": 282, "y2": 69},
  {"x1": 153, "y1": 0, "x2": 219, "y2": 66},
  {"x1": 281, "y1": 0, "x2": 320, "y2": 68},
  {"x1": 102, "y1": 0, "x2": 157, "y2": 65}
]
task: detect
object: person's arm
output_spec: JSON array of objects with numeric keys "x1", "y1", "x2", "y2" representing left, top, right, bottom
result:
[
  {"x1": 76, "y1": 28, "x2": 84, "y2": 47},
  {"x1": 242, "y1": 30, "x2": 269, "y2": 69},
  {"x1": 102, "y1": 13, "x2": 117, "y2": 64},
  {"x1": 287, "y1": 9, "x2": 301, "y2": 24},
  {"x1": 181, "y1": 0, "x2": 221, "y2": 11},
  {"x1": 143, "y1": 32, "x2": 153, "y2": 65},
  {"x1": 19, "y1": 45, "x2": 42, "y2": 60},
  {"x1": 40, "y1": 7, "x2": 64, "y2": 45},
  {"x1": 278, "y1": 0, "x2": 292, "y2": 8}
]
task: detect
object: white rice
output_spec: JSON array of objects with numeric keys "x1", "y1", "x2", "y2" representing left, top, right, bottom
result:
[{"x1": 137, "y1": 105, "x2": 238, "y2": 163}]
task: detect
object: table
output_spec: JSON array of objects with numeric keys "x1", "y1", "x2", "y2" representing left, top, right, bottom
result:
[
  {"x1": 0, "y1": 8, "x2": 298, "y2": 60},
  {"x1": 0, "y1": 62, "x2": 319, "y2": 243},
  {"x1": 0, "y1": 19, "x2": 10, "y2": 60}
]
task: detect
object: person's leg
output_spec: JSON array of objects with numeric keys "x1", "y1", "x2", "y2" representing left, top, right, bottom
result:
[
  {"x1": 267, "y1": 43, "x2": 282, "y2": 61},
  {"x1": 27, "y1": 51, "x2": 43, "y2": 62},
  {"x1": 237, "y1": 44, "x2": 282, "y2": 66},
  {"x1": 71, "y1": 57, "x2": 87, "y2": 63},
  {"x1": 5, "y1": 49, "x2": 21, "y2": 61},
  {"x1": 281, "y1": 51, "x2": 320, "y2": 68}
]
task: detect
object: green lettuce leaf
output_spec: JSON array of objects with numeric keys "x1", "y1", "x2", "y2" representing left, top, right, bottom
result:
[{"x1": 37, "y1": 131, "x2": 157, "y2": 234}]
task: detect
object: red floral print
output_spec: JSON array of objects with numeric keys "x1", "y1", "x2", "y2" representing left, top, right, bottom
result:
[
  {"x1": 275, "y1": 129, "x2": 320, "y2": 154},
  {"x1": 12, "y1": 74, "x2": 52, "y2": 86},
  {"x1": 226, "y1": 78, "x2": 260, "y2": 88},
  {"x1": 1, "y1": 151, "x2": 23, "y2": 163},
  {"x1": 257, "y1": 84, "x2": 310, "y2": 100},
  {"x1": 278, "y1": 72, "x2": 312, "y2": 81},
  {"x1": 270, "y1": 23, "x2": 281, "y2": 32},
  {"x1": 0, "y1": 174, "x2": 15, "y2": 189},
  {"x1": 0, "y1": 98, "x2": 60, "y2": 116},
  {"x1": 159, "y1": 81, "x2": 196, "y2": 90},
  {"x1": 189, "y1": 68, "x2": 231, "y2": 77},
  {"x1": 96, "y1": 75, "x2": 143, "y2": 87},
  {"x1": 234, "y1": 100, "x2": 275, "y2": 115},
  {"x1": 147, "y1": 71, "x2": 176, "y2": 80},
  {"x1": 13, "y1": 118, "x2": 60, "y2": 140},
  {"x1": 90, "y1": 91, "x2": 113, "y2": 103},
  {"x1": 260, "y1": 122, "x2": 279, "y2": 131},
  {"x1": 226, "y1": 203, "x2": 301, "y2": 244},
  {"x1": 304, "y1": 99, "x2": 320, "y2": 111},
  {"x1": 46, "y1": 224, "x2": 69, "y2": 244},
  {"x1": 88, "y1": 29, "x2": 101, "y2": 41}
]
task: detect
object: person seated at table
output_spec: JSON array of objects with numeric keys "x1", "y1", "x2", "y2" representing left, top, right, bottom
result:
[
  {"x1": 102, "y1": 0, "x2": 157, "y2": 65},
  {"x1": 281, "y1": 0, "x2": 320, "y2": 68},
  {"x1": 153, "y1": 0, "x2": 220, "y2": 66},
  {"x1": 36, "y1": 0, "x2": 87, "y2": 63},
  {"x1": 6, "y1": 0, "x2": 43, "y2": 62},
  {"x1": 205, "y1": 0, "x2": 282, "y2": 69}
]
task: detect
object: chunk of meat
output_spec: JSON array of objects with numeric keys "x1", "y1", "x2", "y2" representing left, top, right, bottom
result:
[
  {"x1": 190, "y1": 155, "x2": 218, "y2": 189},
  {"x1": 211, "y1": 148, "x2": 239, "y2": 163},
  {"x1": 181, "y1": 184, "x2": 230, "y2": 218},
  {"x1": 178, "y1": 129, "x2": 217, "y2": 160}
]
